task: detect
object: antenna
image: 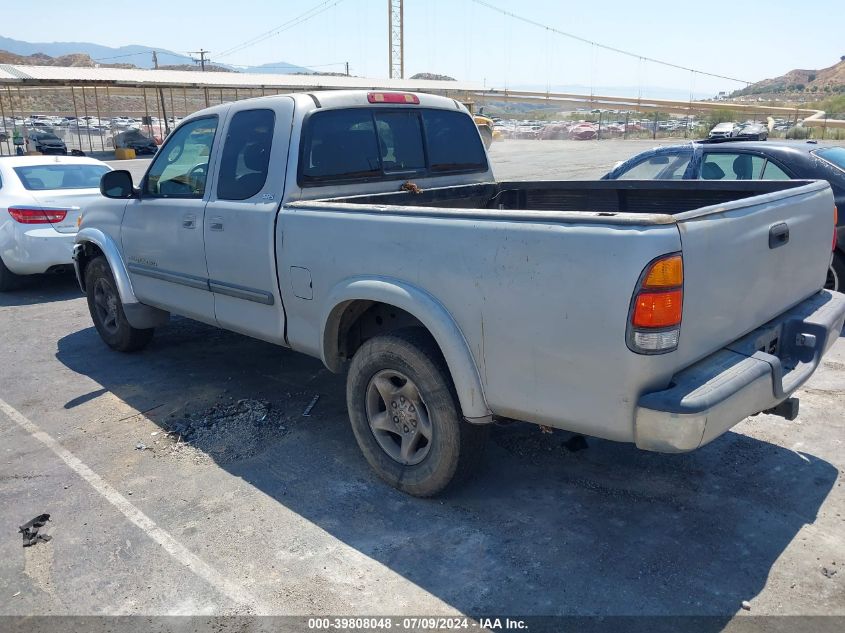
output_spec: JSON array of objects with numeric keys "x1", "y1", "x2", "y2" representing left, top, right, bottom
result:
[{"x1": 388, "y1": 0, "x2": 403, "y2": 79}]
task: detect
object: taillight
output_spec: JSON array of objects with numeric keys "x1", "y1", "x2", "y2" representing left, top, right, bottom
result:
[
  {"x1": 367, "y1": 92, "x2": 420, "y2": 104},
  {"x1": 8, "y1": 207, "x2": 68, "y2": 224},
  {"x1": 628, "y1": 253, "x2": 683, "y2": 354}
]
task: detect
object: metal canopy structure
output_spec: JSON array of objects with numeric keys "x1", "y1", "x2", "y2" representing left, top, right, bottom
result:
[{"x1": 0, "y1": 64, "x2": 468, "y2": 92}]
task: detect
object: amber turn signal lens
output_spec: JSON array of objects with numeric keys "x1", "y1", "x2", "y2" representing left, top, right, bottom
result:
[
  {"x1": 643, "y1": 254, "x2": 683, "y2": 288},
  {"x1": 632, "y1": 289, "x2": 683, "y2": 328}
]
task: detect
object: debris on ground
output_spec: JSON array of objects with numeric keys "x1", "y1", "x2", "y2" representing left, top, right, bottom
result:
[
  {"x1": 741, "y1": 600, "x2": 751, "y2": 611},
  {"x1": 539, "y1": 425, "x2": 554, "y2": 434},
  {"x1": 19, "y1": 514, "x2": 51, "y2": 547},
  {"x1": 166, "y1": 398, "x2": 289, "y2": 464},
  {"x1": 302, "y1": 394, "x2": 320, "y2": 417},
  {"x1": 135, "y1": 442, "x2": 147, "y2": 451}
]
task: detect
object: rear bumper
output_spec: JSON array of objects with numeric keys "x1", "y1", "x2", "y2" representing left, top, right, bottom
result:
[
  {"x1": 635, "y1": 290, "x2": 845, "y2": 452},
  {"x1": 2, "y1": 226, "x2": 76, "y2": 275}
]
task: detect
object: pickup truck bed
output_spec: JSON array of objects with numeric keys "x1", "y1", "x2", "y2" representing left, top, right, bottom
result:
[
  {"x1": 289, "y1": 178, "x2": 841, "y2": 448},
  {"x1": 327, "y1": 178, "x2": 810, "y2": 215}
]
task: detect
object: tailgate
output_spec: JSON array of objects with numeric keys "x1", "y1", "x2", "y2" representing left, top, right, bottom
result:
[
  {"x1": 676, "y1": 181, "x2": 835, "y2": 364},
  {"x1": 26, "y1": 189, "x2": 101, "y2": 234}
]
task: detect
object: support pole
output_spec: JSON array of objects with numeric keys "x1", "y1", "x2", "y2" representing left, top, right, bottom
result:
[
  {"x1": 93, "y1": 86, "x2": 106, "y2": 151},
  {"x1": 71, "y1": 87, "x2": 84, "y2": 153},
  {"x1": 80, "y1": 86, "x2": 94, "y2": 152},
  {"x1": 0, "y1": 91, "x2": 8, "y2": 155}
]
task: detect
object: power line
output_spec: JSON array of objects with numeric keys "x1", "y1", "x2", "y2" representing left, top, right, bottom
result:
[
  {"x1": 217, "y1": 0, "x2": 347, "y2": 59},
  {"x1": 471, "y1": 0, "x2": 753, "y2": 85}
]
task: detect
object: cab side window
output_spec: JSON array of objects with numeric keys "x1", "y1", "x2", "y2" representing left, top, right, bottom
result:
[
  {"x1": 217, "y1": 109, "x2": 275, "y2": 200},
  {"x1": 144, "y1": 117, "x2": 218, "y2": 198}
]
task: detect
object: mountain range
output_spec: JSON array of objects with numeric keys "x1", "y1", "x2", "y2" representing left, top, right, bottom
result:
[{"x1": 0, "y1": 35, "x2": 312, "y2": 75}]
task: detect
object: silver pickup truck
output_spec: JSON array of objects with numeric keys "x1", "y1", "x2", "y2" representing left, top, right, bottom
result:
[{"x1": 74, "y1": 90, "x2": 845, "y2": 496}]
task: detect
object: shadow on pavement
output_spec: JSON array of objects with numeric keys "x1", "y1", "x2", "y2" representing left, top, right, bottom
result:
[
  {"x1": 55, "y1": 316, "x2": 837, "y2": 621},
  {"x1": 0, "y1": 273, "x2": 80, "y2": 307}
]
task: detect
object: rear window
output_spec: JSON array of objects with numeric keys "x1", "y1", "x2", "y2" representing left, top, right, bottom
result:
[
  {"x1": 814, "y1": 147, "x2": 845, "y2": 173},
  {"x1": 14, "y1": 164, "x2": 109, "y2": 190},
  {"x1": 300, "y1": 107, "x2": 487, "y2": 186}
]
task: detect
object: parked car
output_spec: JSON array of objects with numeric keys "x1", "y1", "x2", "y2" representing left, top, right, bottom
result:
[
  {"x1": 75, "y1": 91, "x2": 845, "y2": 496},
  {"x1": 708, "y1": 122, "x2": 738, "y2": 138},
  {"x1": 734, "y1": 122, "x2": 769, "y2": 141},
  {"x1": 26, "y1": 131, "x2": 67, "y2": 155},
  {"x1": 113, "y1": 129, "x2": 158, "y2": 155},
  {"x1": 0, "y1": 156, "x2": 111, "y2": 290},
  {"x1": 603, "y1": 140, "x2": 845, "y2": 291}
]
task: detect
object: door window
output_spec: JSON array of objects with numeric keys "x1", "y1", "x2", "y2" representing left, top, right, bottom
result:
[
  {"x1": 144, "y1": 116, "x2": 218, "y2": 198},
  {"x1": 700, "y1": 153, "x2": 765, "y2": 180},
  {"x1": 616, "y1": 153, "x2": 692, "y2": 180},
  {"x1": 217, "y1": 109, "x2": 275, "y2": 200}
]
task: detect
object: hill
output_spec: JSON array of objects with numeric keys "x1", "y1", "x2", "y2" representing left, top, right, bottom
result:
[
  {"x1": 733, "y1": 57, "x2": 845, "y2": 97},
  {"x1": 0, "y1": 35, "x2": 312, "y2": 75},
  {"x1": 0, "y1": 50, "x2": 134, "y2": 69}
]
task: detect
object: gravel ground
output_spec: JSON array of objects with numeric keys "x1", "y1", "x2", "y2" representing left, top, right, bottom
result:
[{"x1": 0, "y1": 140, "x2": 843, "y2": 626}]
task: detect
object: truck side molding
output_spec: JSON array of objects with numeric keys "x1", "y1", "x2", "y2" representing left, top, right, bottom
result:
[{"x1": 321, "y1": 276, "x2": 492, "y2": 423}]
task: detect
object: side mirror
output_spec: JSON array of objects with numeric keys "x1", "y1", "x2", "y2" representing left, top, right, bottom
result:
[{"x1": 100, "y1": 170, "x2": 136, "y2": 199}]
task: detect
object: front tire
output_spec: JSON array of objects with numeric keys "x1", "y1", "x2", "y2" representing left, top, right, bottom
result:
[
  {"x1": 346, "y1": 329, "x2": 487, "y2": 497},
  {"x1": 85, "y1": 256, "x2": 154, "y2": 352}
]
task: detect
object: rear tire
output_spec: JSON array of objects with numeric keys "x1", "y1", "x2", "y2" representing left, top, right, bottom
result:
[
  {"x1": 346, "y1": 329, "x2": 488, "y2": 497},
  {"x1": 0, "y1": 257, "x2": 22, "y2": 292},
  {"x1": 85, "y1": 256, "x2": 154, "y2": 352}
]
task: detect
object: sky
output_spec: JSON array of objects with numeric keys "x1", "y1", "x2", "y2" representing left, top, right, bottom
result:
[{"x1": 7, "y1": 0, "x2": 845, "y2": 97}]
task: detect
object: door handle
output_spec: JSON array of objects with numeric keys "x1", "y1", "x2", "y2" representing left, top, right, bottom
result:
[
  {"x1": 769, "y1": 222, "x2": 789, "y2": 249},
  {"x1": 209, "y1": 216, "x2": 224, "y2": 231},
  {"x1": 182, "y1": 214, "x2": 197, "y2": 229}
]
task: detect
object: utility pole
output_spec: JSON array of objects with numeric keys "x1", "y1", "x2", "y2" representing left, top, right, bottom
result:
[
  {"x1": 152, "y1": 51, "x2": 170, "y2": 136},
  {"x1": 388, "y1": 0, "x2": 403, "y2": 79},
  {"x1": 346, "y1": 61, "x2": 350, "y2": 77},
  {"x1": 189, "y1": 49, "x2": 210, "y2": 71}
]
